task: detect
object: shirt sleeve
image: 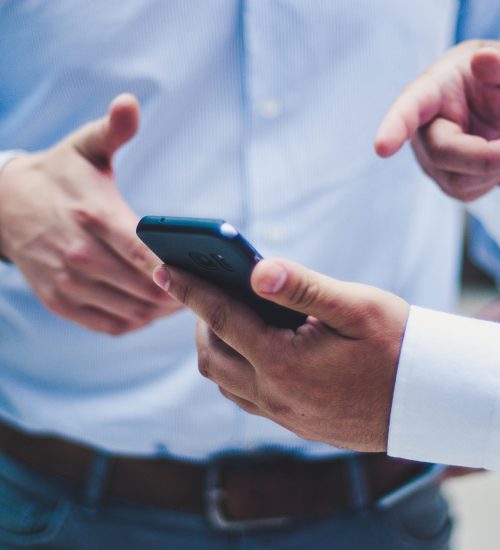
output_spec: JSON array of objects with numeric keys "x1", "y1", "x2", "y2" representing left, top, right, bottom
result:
[
  {"x1": 0, "y1": 150, "x2": 24, "y2": 174},
  {"x1": 388, "y1": 305, "x2": 500, "y2": 470}
]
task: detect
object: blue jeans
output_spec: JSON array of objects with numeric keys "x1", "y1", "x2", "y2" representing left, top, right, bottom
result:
[{"x1": 0, "y1": 452, "x2": 452, "y2": 549}]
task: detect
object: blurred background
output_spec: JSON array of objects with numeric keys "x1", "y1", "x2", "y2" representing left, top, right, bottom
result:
[{"x1": 445, "y1": 218, "x2": 500, "y2": 549}]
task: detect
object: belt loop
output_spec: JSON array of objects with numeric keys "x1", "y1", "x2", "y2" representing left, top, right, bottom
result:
[
  {"x1": 344, "y1": 455, "x2": 369, "y2": 511},
  {"x1": 83, "y1": 452, "x2": 110, "y2": 511}
]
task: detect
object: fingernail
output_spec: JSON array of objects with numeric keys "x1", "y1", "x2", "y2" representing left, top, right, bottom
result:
[
  {"x1": 153, "y1": 266, "x2": 170, "y2": 291},
  {"x1": 256, "y1": 263, "x2": 287, "y2": 294}
]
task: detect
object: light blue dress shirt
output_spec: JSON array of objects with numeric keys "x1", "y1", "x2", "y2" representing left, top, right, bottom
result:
[{"x1": 0, "y1": 0, "x2": 495, "y2": 460}]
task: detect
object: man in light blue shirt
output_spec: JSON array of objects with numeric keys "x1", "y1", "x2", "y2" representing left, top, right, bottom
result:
[{"x1": 0, "y1": 1, "x2": 498, "y2": 548}]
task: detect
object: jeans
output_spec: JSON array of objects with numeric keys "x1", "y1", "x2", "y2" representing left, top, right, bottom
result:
[{"x1": 0, "y1": 452, "x2": 452, "y2": 549}]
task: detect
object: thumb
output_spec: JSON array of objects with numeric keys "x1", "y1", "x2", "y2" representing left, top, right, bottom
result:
[
  {"x1": 70, "y1": 93, "x2": 140, "y2": 170},
  {"x1": 471, "y1": 46, "x2": 500, "y2": 86},
  {"x1": 251, "y1": 259, "x2": 386, "y2": 336}
]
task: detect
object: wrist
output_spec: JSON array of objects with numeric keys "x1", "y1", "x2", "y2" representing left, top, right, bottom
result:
[{"x1": 381, "y1": 299, "x2": 410, "y2": 452}]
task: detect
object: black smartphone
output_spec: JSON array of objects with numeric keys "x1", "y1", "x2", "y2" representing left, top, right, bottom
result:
[{"x1": 136, "y1": 216, "x2": 306, "y2": 330}]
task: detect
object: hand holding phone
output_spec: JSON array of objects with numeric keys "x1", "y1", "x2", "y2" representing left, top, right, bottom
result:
[{"x1": 136, "y1": 216, "x2": 306, "y2": 330}]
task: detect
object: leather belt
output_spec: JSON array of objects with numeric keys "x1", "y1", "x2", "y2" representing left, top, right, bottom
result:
[{"x1": 0, "y1": 421, "x2": 429, "y2": 529}]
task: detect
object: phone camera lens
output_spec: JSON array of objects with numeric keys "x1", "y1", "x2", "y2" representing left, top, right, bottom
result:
[{"x1": 188, "y1": 252, "x2": 218, "y2": 270}]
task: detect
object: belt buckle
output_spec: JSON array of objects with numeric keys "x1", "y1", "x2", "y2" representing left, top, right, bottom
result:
[{"x1": 204, "y1": 454, "x2": 292, "y2": 531}]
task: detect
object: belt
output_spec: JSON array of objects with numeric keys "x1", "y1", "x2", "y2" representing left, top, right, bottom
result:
[{"x1": 0, "y1": 421, "x2": 431, "y2": 530}]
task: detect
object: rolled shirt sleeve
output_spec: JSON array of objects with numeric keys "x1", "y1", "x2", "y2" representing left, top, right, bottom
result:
[
  {"x1": 0, "y1": 150, "x2": 24, "y2": 174},
  {"x1": 388, "y1": 305, "x2": 500, "y2": 469}
]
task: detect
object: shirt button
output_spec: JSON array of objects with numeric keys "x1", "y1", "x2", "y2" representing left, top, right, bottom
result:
[
  {"x1": 264, "y1": 225, "x2": 289, "y2": 245},
  {"x1": 258, "y1": 98, "x2": 282, "y2": 119}
]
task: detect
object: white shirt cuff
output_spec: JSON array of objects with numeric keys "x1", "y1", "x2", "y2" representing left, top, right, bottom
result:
[{"x1": 388, "y1": 305, "x2": 500, "y2": 469}]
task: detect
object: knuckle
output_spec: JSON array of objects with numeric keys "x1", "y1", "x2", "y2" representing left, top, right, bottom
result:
[
  {"x1": 262, "y1": 395, "x2": 292, "y2": 419},
  {"x1": 176, "y1": 281, "x2": 193, "y2": 307},
  {"x1": 441, "y1": 176, "x2": 478, "y2": 202},
  {"x1": 106, "y1": 323, "x2": 130, "y2": 336},
  {"x1": 70, "y1": 206, "x2": 106, "y2": 232},
  {"x1": 457, "y1": 190, "x2": 481, "y2": 203},
  {"x1": 132, "y1": 305, "x2": 157, "y2": 324},
  {"x1": 53, "y1": 270, "x2": 76, "y2": 293},
  {"x1": 477, "y1": 154, "x2": 493, "y2": 175},
  {"x1": 219, "y1": 387, "x2": 245, "y2": 410},
  {"x1": 218, "y1": 386, "x2": 230, "y2": 400},
  {"x1": 198, "y1": 349, "x2": 211, "y2": 378},
  {"x1": 361, "y1": 295, "x2": 384, "y2": 321},
  {"x1": 105, "y1": 316, "x2": 136, "y2": 336},
  {"x1": 237, "y1": 400, "x2": 258, "y2": 415},
  {"x1": 346, "y1": 293, "x2": 384, "y2": 331},
  {"x1": 419, "y1": 163, "x2": 434, "y2": 180},
  {"x1": 207, "y1": 304, "x2": 227, "y2": 336},
  {"x1": 286, "y1": 277, "x2": 321, "y2": 310},
  {"x1": 426, "y1": 140, "x2": 449, "y2": 165},
  {"x1": 127, "y1": 239, "x2": 154, "y2": 270},
  {"x1": 477, "y1": 152, "x2": 500, "y2": 176},
  {"x1": 63, "y1": 240, "x2": 93, "y2": 266}
]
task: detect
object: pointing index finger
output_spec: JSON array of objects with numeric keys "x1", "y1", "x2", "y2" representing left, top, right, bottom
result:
[{"x1": 375, "y1": 74, "x2": 441, "y2": 158}]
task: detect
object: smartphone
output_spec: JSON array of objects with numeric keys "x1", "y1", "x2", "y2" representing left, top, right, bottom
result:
[{"x1": 136, "y1": 216, "x2": 306, "y2": 330}]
